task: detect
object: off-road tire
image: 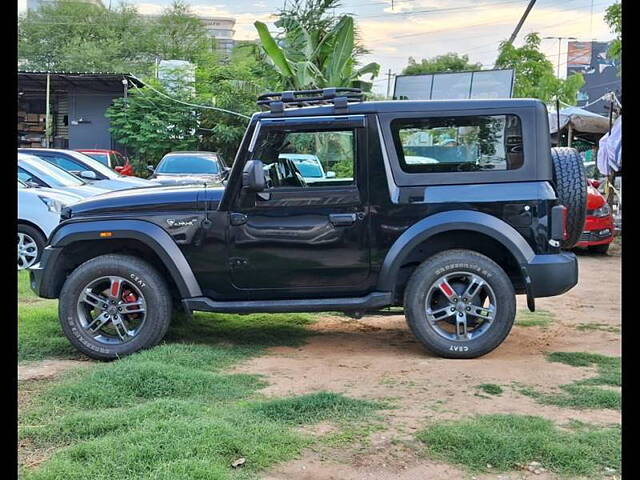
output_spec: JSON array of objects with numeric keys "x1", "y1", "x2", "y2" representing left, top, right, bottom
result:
[
  {"x1": 404, "y1": 249, "x2": 516, "y2": 359},
  {"x1": 550, "y1": 147, "x2": 587, "y2": 249},
  {"x1": 59, "y1": 254, "x2": 172, "y2": 360}
]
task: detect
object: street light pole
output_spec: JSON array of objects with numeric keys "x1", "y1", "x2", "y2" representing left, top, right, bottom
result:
[{"x1": 543, "y1": 36, "x2": 577, "y2": 78}]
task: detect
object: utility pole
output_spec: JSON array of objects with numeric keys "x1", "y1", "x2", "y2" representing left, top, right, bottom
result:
[
  {"x1": 543, "y1": 36, "x2": 577, "y2": 78},
  {"x1": 385, "y1": 69, "x2": 394, "y2": 99},
  {"x1": 507, "y1": 0, "x2": 537, "y2": 44}
]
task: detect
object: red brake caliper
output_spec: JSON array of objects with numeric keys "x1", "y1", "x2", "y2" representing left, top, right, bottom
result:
[{"x1": 122, "y1": 289, "x2": 139, "y2": 317}]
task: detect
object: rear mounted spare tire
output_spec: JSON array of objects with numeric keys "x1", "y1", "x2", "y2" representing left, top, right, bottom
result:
[{"x1": 550, "y1": 147, "x2": 587, "y2": 249}]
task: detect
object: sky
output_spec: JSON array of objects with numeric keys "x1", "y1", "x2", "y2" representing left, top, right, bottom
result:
[{"x1": 18, "y1": 0, "x2": 615, "y2": 95}]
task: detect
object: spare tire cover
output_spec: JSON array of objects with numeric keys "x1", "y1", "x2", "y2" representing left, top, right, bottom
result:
[{"x1": 550, "y1": 147, "x2": 587, "y2": 249}]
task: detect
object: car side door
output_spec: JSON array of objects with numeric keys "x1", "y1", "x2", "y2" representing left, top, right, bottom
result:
[{"x1": 226, "y1": 115, "x2": 372, "y2": 298}]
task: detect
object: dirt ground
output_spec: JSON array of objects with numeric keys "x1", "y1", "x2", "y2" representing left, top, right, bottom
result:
[{"x1": 238, "y1": 247, "x2": 622, "y2": 480}]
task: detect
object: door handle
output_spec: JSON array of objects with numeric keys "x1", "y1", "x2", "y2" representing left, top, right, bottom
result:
[
  {"x1": 230, "y1": 213, "x2": 248, "y2": 226},
  {"x1": 329, "y1": 213, "x2": 357, "y2": 226}
]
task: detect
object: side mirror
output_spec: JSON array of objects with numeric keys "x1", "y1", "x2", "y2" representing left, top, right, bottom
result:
[
  {"x1": 242, "y1": 160, "x2": 266, "y2": 192},
  {"x1": 114, "y1": 166, "x2": 124, "y2": 173},
  {"x1": 147, "y1": 165, "x2": 155, "y2": 173},
  {"x1": 326, "y1": 171, "x2": 336, "y2": 178},
  {"x1": 79, "y1": 170, "x2": 97, "y2": 180}
]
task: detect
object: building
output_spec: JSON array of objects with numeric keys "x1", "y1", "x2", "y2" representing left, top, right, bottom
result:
[
  {"x1": 26, "y1": 0, "x2": 105, "y2": 11},
  {"x1": 18, "y1": 71, "x2": 143, "y2": 150},
  {"x1": 566, "y1": 41, "x2": 621, "y2": 116},
  {"x1": 199, "y1": 16, "x2": 236, "y2": 56}
]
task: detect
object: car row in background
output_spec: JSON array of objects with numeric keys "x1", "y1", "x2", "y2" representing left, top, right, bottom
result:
[
  {"x1": 18, "y1": 179, "x2": 83, "y2": 269},
  {"x1": 76, "y1": 149, "x2": 135, "y2": 176},
  {"x1": 17, "y1": 149, "x2": 158, "y2": 270},
  {"x1": 19, "y1": 148, "x2": 157, "y2": 190}
]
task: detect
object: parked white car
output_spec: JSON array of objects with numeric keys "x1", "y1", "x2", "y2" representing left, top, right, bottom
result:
[
  {"x1": 18, "y1": 153, "x2": 111, "y2": 198},
  {"x1": 17, "y1": 180, "x2": 81, "y2": 270}
]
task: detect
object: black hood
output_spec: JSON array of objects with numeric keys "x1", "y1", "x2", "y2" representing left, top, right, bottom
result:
[{"x1": 63, "y1": 185, "x2": 225, "y2": 218}]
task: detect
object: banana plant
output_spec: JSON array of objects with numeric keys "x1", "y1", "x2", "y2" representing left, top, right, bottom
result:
[{"x1": 254, "y1": 13, "x2": 379, "y2": 91}]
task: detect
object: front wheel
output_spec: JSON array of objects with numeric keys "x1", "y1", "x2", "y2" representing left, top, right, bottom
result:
[
  {"x1": 58, "y1": 254, "x2": 172, "y2": 360},
  {"x1": 18, "y1": 224, "x2": 45, "y2": 270},
  {"x1": 404, "y1": 249, "x2": 516, "y2": 359}
]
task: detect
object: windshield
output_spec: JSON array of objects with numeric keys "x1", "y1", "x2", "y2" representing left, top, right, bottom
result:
[
  {"x1": 290, "y1": 159, "x2": 324, "y2": 178},
  {"x1": 19, "y1": 156, "x2": 85, "y2": 187},
  {"x1": 156, "y1": 155, "x2": 220, "y2": 174},
  {"x1": 84, "y1": 153, "x2": 109, "y2": 166},
  {"x1": 66, "y1": 151, "x2": 120, "y2": 179}
]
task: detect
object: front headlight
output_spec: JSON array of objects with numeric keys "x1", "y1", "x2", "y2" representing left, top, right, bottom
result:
[
  {"x1": 38, "y1": 195, "x2": 66, "y2": 213},
  {"x1": 592, "y1": 203, "x2": 611, "y2": 218}
]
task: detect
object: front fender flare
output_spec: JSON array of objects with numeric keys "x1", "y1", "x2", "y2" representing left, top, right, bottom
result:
[
  {"x1": 49, "y1": 219, "x2": 203, "y2": 298},
  {"x1": 376, "y1": 210, "x2": 536, "y2": 293}
]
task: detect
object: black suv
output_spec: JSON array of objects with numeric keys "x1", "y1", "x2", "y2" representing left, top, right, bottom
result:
[{"x1": 29, "y1": 89, "x2": 586, "y2": 360}]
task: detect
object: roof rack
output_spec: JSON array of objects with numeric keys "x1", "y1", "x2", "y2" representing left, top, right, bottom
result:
[{"x1": 257, "y1": 88, "x2": 364, "y2": 113}]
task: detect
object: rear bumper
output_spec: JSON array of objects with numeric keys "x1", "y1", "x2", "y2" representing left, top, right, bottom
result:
[{"x1": 525, "y1": 252, "x2": 578, "y2": 298}]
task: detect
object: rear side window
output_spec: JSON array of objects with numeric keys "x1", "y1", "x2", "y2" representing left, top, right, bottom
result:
[{"x1": 391, "y1": 114, "x2": 523, "y2": 173}]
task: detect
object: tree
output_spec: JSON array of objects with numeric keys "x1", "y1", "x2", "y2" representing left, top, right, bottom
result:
[
  {"x1": 402, "y1": 53, "x2": 481, "y2": 75},
  {"x1": 195, "y1": 47, "x2": 276, "y2": 161},
  {"x1": 254, "y1": 0, "x2": 379, "y2": 90},
  {"x1": 604, "y1": 2, "x2": 621, "y2": 71},
  {"x1": 18, "y1": 0, "x2": 211, "y2": 75},
  {"x1": 105, "y1": 79, "x2": 200, "y2": 171},
  {"x1": 495, "y1": 33, "x2": 584, "y2": 105},
  {"x1": 147, "y1": 1, "x2": 211, "y2": 65}
]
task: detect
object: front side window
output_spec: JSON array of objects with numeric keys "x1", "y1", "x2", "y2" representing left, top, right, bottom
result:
[
  {"x1": 391, "y1": 114, "x2": 523, "y2": 173},
  {"x1": 253, "y1": 129, "x2": 355, "y2": 187}
]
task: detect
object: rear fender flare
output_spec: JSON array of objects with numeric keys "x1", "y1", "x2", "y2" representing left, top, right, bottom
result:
[
  {"x1": 50, "y1": 219, "x2": 202, "y2": 298},
  {"x1": 376, "y1": 210, "x2": 535, "y2": 293}
]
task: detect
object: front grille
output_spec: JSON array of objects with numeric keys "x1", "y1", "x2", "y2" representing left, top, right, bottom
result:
[{"x1": 580, "y1": 229, "x2": 612, "y2": 242}]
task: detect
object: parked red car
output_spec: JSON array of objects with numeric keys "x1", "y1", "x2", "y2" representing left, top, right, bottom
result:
[
  {"x1": 76, "y1": 149, "x2": 135, "y2": 176},
  {"x1": 575, "y1": 179, "x2": 615, "y2": 254}
]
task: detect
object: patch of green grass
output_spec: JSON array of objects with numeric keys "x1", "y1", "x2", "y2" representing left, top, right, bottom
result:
[
  {"x1": 417, "y1": 414, "x2": 620, "y2": 475},
  {"x1": 515, "y1": 309, "x2": 554, "y2": 328},
  {"x1": 249, "y1": 392, "x2": 386, "y2": 425},
  {"x1": 477, "y1": 383, "x2": 503, "y2": 395},
  {"x1": 165, "y1": 311, "x2": 315, "y2": 347},
  {"x1": 18, "y1": 270, "x2": 43, "y2": 302},
  {"x1": 547, "y1": 352, "x2": 620, "y2": 387},
  {"x1": 519, "y1": 352, "x2": 620, "y2": 410},
  {"x1": 18, "y1": 303, "x2": 80, "y2": 363},
  {"x1": 576, "y1": 323, "x2": 620, "y2": 333},
  {"x1": 20, "y1": 343, "x2": 386, "y2": 480}
]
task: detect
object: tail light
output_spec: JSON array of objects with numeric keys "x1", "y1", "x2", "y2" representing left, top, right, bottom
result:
[{"x1": 551, "y1": 205, "x2": 568, "y2": 241}]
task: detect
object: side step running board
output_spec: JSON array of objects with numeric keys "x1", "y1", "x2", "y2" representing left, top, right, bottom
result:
[{"x1": 182, "y1": 292, "x2": 393, "y2": 314}]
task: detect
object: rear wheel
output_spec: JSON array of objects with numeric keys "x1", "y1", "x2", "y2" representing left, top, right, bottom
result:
[
  {"x1": 404, "y1": 249, "x2": 516, "y2": 359},
  {"x1": 59, "y1": 254, "x2": 172, "y2": 360},
  {"x1": 551, "y1": 147, "x2": 587, "y2": 248}
]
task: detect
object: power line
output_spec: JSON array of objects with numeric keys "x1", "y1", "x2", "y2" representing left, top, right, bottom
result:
[{"x1": 127, "y1": 74, "x2": 251, "y2": 120}]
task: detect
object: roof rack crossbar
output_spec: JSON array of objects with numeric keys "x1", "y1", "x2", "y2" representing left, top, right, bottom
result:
[{"x1": 257, "y1": 87, "x2": 363, "y2": 113}]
